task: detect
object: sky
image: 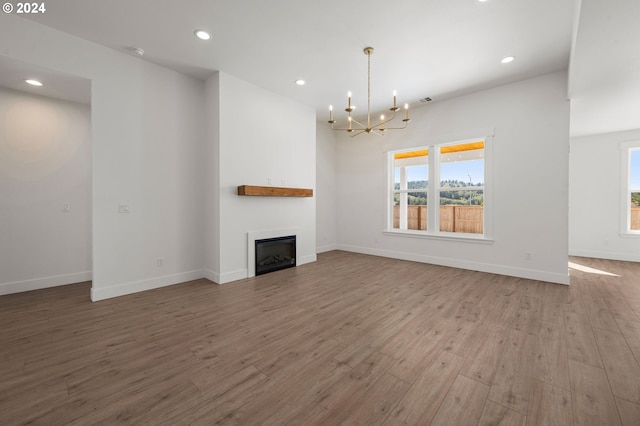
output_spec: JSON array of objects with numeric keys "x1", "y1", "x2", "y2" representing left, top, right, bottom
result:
[{"x1": 631, "y1": 150, "x2": 640, "y2": 189}]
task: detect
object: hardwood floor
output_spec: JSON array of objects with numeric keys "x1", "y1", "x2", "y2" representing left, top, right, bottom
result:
[{"x1": 1, "y1": 251, "x2": 639, "y2": 425}]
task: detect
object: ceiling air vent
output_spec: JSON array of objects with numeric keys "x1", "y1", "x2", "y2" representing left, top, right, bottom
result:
[{"x1": 418, "y1": 97, "x2": 432, "y2": 104}]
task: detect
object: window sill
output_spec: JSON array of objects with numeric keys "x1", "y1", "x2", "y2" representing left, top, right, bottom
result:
[
  {"x1": 383, "y1": 229, "x2": 494, "y2": 244},
  {"x1": 620, "y1": 232, "x2": 640, "y2": 238}
]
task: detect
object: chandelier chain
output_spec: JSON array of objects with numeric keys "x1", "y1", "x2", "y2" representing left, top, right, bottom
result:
[{"x1": 367, "y1": 50, "x2": 371, "y2": 129}]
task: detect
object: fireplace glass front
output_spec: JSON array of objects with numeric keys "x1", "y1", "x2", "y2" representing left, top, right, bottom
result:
[{"x1": 255, "y1": 235, "x2": 296, "y2": 276}]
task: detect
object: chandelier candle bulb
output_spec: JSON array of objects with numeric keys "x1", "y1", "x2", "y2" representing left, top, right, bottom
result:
[
  {"x1": 405, "y1": 103, "x2": 409, "y2": 120},
  {"x1": 329, "y1": 105, "x2": 333, "y2": 122},
  {"x1": 393, "y1": 90, "x2": 397, "y2": 109}
]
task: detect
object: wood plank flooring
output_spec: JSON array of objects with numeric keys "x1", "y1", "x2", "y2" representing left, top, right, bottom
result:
[{"x1": 1, "y1": 251, "x2": 639, "y2": 425}]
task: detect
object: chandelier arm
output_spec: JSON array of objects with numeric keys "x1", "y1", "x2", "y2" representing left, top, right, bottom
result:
[
  {"x1": 370, "y1": 109, "x2": 398, "y2": 130},
  {"x1": 330, "y1": 123, "x2": 361, "y2": 131},
  {"x1": 349, "y1": 129, "x2": 367, "y2": 137},
  {"x1": 375, "y1": 121, "x2": 410, "y2": 130},
  {"x1": 349, "y1": 117, "x2": 367, "y2": 129}
]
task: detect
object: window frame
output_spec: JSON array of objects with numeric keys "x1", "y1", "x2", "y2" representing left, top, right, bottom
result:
[
  {"x1": 620, "y1": 141, "x2": 640, "y2": 236},
  {"x1": 391, "y1": 152, "x2": 429, "y2": 230},
  {"x1": 386, "y1": 136, "x2": 493, "y2": 242}
]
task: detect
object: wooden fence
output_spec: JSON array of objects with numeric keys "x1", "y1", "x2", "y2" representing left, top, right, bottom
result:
[
  {"x1": 632, "y1": 207, "x2": 640, "y2": 230},
  {"x1": 393, "y1": 206, "x2": 638, "y2": 233},
  {"x1": 393, "y1": 205, "x2": 483, "y2": 234}
]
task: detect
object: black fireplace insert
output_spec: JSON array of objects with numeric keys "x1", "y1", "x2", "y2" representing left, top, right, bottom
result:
[{"x1": 255, "y1": 235, "x2": 296, "y2": 276}]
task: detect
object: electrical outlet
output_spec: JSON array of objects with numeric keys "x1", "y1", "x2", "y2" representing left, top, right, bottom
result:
[
  {"x1": 157, "y1": 258, "x2": 164, "y2": 267},
  {"x1": 63, "y1": 202, "x2": 71, "y2": 213},
  {"x1": 524, "y1": 252, "x2": 531, "y2": 260},
  {"x1": 118, "y1": 204, "x2": 130, "y2": 214},
  {"x1": 267, "y1": 178, "x2": 272, "y2": 185}
]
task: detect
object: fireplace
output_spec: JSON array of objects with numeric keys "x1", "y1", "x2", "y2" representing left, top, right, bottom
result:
[{"x1": 255, "y1": 235, "x2": 296, "y2": 276}]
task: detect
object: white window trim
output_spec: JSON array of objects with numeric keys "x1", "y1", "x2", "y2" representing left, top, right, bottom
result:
[
  {"x1": 383, "y1": 229, "x2": 495, "y2": 244},
  {"x1": 386, "y1": 135, "x2": 493, "y2": 242},
  {"x1": 620, "y1": 140, "x2": 640, "y2": 236}
]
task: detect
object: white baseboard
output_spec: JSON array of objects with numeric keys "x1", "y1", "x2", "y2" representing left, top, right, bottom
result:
[
  {"x1": 91, "y1": 269, "x2": 205, "y2": 301},
  {"x1": 316, "y1": 244, "x2": 338, "y2": 254},
  {"x1": 337, "y1": 244, "x2": 570, "y2": 285},
  {"x1": 298, "y1": 254, "x2": 317, "y2": 266},
  {"x1": 569, "y1": 249, "x2": 640, "y2": 263},
  {"x1": 6, "y1": 253, "x2": 318, "y2": 301},
  {"x1": 209, "y1": 254, "x2": 317, "y2": 285},
  {"x1": 0, "y1": 271, "x2": 93, "y2": 296},
  {"x1": 202, "y1": 269, "x2": 220, "y2": 284},
  {"x1": 217, "y1": 269, "x2": 249, "y2": 284}
]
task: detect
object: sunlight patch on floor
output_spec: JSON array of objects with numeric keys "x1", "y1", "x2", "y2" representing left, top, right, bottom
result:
[{"x1": 568, "y1": 261, "x2": 620, "y2": 277}]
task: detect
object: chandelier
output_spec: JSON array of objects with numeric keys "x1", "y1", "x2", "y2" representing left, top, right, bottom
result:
[{"x1": 328, "y1": 47, "x2": 410, "y2": 137}]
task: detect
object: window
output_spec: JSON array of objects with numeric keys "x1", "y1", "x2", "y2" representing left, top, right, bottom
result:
[
  {"x1": 438, "y1": 142, "x2": 484, "y2": 234},
  {"x1": 622, "y1": 142, "x2": 640, "y2": 233},
  {"x1": 392, "y1": 150, "x2": 428, "y2": 230},
  {"x1": 632, "y1": 149, "x2": 640, "y2": 231},
  {"x1": 389, "y1": 139, "x2": 489, "y2": 239}
]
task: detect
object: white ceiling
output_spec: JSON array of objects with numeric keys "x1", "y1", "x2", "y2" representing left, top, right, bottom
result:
[
  {"x1": 0, "y1": 56, "x2": 91, "y2": 105},
  {"x1": 6, "y1": 0, "x2": 638, "y2": 137},
  {"x1": 15, "y1": 0, "x2": 574, "y2": 116},
  {"x1": 569, "y1": 0, "x2": 640, "y2": 137}
]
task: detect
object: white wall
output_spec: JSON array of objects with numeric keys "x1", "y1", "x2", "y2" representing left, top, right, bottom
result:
[
  {"x1": 569, "y1": 128, "x2": 640, "y2": 261},
  {"x1": 0, "y1": 88, "x2": 92, "y2": 294},
  {"x1": 316, "y1": 123, "x2": 338, "y2": 253},
  {"x1": 324, "y1": 71, "x2": 570, "y2": 284},
  {"x1": 0, "y1": 15, "x2": 318, "y2": 299},
  {"x1": 212, "y1": 72, "x2": 317, "y2": 283},
  {"x1": 0, "y1": 14, "x2": 207, "y2": 300},
  {"x1": 203, "y1": 72, "x2": 221, "y2": 279}
]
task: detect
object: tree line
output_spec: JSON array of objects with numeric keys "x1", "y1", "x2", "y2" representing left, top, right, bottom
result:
[{"x1": 394, "y1": 180, "x2": 484, "y2": 206}]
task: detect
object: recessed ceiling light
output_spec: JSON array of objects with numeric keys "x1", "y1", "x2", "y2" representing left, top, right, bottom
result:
[
  {"x1": 25, "y1": 79, "x2": 43, "y2": 87},
  {"x1": 194, "y1": 29, "x2": 212, "y2": 41},
  {"x1": 478, "y1": 0, "x2": 489, "y2": 2},
  {"x1": 295, "y1": 79, "x2": 305, "y2": 86},
  {"x1": 501, "y1": 56, "x2": 515, "y2": 64}
]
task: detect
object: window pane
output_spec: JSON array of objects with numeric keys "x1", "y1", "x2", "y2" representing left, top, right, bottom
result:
[
  {"x1": 439, "y1": 188, "x2": 484, "y2": 206},
  {"x1": 631, "y1": 192, "x2": 640, "y2": 231},
  {"x1": 393, "y1": 202, "x2": 427, "y2": 230},
  {"x1": 439, "y1": 152, "x2": 484, "y2": 188},
  {"x1": 631, "y1": 149, "x2": 640, "y2": 191},
  {"x1": 438, "y1": 190, "x2": 483, "y2": 233},
  {"x1": 439, "y1": 143, "x2": 484, "y2": 233},
  {"x1": 631, "y1": 150, "x2": 640, "y2": 231},
  {"x1": 407, "y1": 165, "x2": 428, "y2": 188},
  {"x1": 392, "y1": 192, "x2": 399, "y2": 228},
  {"x1": 393, "y1": 152, "x2": 428, "y2": 231}
]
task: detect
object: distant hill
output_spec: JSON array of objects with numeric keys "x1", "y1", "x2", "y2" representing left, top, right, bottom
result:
[{"x1": 394, "y1": 179, "x2": 484, "y2": 206}]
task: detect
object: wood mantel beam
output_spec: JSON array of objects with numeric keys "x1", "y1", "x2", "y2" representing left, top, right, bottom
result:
[{"x1": 237, "y1": 185, "x2": 313, "y2": 197}]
